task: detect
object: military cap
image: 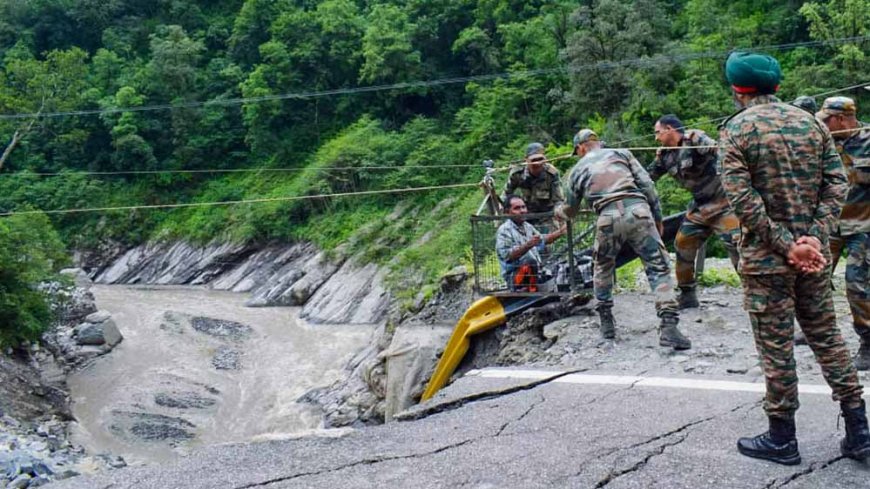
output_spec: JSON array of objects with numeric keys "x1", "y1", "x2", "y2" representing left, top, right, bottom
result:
[
  {"x1": 791, "y1": 96, "x2": 818, "y2": 113},
  {"x1": 725, "y1": 52, "x2": 782, "y2": 94},
  {"x1": 816, "y1": 96, "x2": 857, "y2": 118},
  {"x1": 525, "y1": 142, "x2": 545, "y2": 157},
  {"x1": 573, "y1": 129, "x2": 599, "y2": 147}
]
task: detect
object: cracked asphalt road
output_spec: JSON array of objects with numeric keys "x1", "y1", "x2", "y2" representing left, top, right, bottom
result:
[{"x1": 49, "y1": 368, "x2": 870, "y2": 489}]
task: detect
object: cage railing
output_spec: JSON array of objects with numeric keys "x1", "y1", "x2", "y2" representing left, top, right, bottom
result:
[{"x1": 471, "y1": 210, "x2": 596, "y2": 296}]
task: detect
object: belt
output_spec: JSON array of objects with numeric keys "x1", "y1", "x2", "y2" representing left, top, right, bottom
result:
[{"x1": 597, "y1": 197, "x2": 645, "y2": 215}]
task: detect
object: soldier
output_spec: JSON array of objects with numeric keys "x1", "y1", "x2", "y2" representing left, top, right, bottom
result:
[
  {"x1": 720, "y1": 51, "x2": 870, "y2": 465},
  {"x1": 556, "y1": 129, "x2": 691, "y2": 350},
  {"x1": 648, "y1": 114, "x2": 740, "y2": 309},
  {"x1": 816, "y1": 96, "x2": 870, "y2": 370},
  {"x1": 791, "y1": 95, "x2": 818, "y2": 114},
  {"x1": 503, "y1": 142, "x2": 565, "y2": 231},
  {"x1": 496, "y1": 195, "x2": 566, "y2": 291}
]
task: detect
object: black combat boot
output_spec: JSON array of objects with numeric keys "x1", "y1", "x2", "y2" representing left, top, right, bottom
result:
[
  {"x1": 598, "y1": 307, "x2": 616, "y2": 339},
  {"x1": 659, "y1": 314, "x2": 691, "y2": 350},
  {"x1": 854, "y1": 338, "x2": 870, "y2": 371},
  {"x1": 840, "y1": 400, "x2": 870, "y2": 460},
  {"x1": 677, "y1": 287, "x2": 699, "y2": 309},
  {"x1": 737, "y1": 416, "x2": 801, "y2": 465}
]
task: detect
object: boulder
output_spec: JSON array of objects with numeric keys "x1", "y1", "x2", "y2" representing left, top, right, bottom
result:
[
  {"x1": 74, "y1": 320, "x2": 122, "y2": 348},
  {"x1": 84, "y1": 310, "x2": 112, "y2": 324}
]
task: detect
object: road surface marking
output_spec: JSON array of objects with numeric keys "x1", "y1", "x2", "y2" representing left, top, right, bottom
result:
[{"x1": 466, "y1": 369, "x2": 846, "y2": 396}]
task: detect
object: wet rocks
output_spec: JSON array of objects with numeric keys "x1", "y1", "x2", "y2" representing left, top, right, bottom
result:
[
  {"x1": 73, "y1": 312, "x2": 122, "y2": 348},
  {"x1": 190, "y1": 317, "x2": 251, "y2": 341},
  {"x1": 211, "y1": 347, "x2": 241, "y2": 370},
  {"x1": 0, "y1": 414, "x2": 123, "y2": 488},
  {"x1": 154, "y1": 392, "x2": 217, "y2": 410},
  {"x1": 110, "y1": 411, "x2": 196, "y2": 444}
]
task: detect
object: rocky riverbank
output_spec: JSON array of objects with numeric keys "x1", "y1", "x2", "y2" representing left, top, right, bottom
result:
[{"x1": 0, "y1": 271, "x2": 127, "y2": 488}]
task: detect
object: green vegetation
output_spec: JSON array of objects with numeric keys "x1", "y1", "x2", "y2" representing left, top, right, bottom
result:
[
  {"x1": 0, "y1": 214, "x2": 68, "y2": 347},
  {"x1": 0, "y1": 0, "x2": 868, "y2": 339},
  {"x1": 698, "y1": 266, "x2": 742, "y2": 288}
]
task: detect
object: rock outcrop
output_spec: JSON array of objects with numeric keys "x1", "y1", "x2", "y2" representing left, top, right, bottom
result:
[{"x1": 90, "y1": 241, "x2": 390, "y2": 325}]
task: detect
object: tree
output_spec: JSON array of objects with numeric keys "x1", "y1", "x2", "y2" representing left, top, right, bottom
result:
[
  {"x1": 359, "y1": 5, "x2": 422, "y2": 84},
  {"x1": 0, "y1": 47, "x2": 90, "y2": 171},
  {"x1": 801, "y1": 0, "x2": 870, "y2": 74}
]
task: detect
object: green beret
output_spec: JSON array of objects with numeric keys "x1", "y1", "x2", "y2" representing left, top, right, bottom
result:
[{"x1": 725, "y1": 52, "x2": 782, "y2": 94}]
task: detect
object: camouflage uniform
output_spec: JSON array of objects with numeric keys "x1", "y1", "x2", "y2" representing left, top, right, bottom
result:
[
  {"x1": 496, "y1": 218, "x2": 544, "y2": 287},
  {"x1": 564, "y1": 148, "x2": 678, "y2": 316},
  {"x1": 830, "y1": 124, "x2": 870, "y2": 341},
  {"x1": 504, "y1": 164, "x2": 565, "y2": 231},
  {"x1": 720, "y1": 95, "x2": 861, "y2": 418},
  {"x1": 647, "y1": 129, "x2": 740, "y2": 290}
]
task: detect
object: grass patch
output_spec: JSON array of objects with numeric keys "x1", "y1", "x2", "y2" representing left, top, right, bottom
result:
[
  {"x1": 698, "y1": 267, "x2": 741, "y2": 288},
  {"x1": 616, "y1": 259, "x2": 644, "y2": 291}
]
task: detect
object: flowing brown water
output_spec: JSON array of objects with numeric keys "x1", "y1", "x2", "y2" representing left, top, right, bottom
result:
[{"x1": 67, "y1": 285, "x2": 375, "y2": 464}]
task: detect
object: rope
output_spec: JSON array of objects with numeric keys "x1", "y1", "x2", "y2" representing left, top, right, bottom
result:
[
  {"x1": 0, "y1": 163, "x2": 485, "y2": 178},
  {"x1": 0, "y1": 183, "x2": 479, "y2": 217},
  {"x1": 611, "y1": 81, "x2": 870, "y2": 146},
  {"x1": 1, "y1": 36, "x2": 868, "y2": 121}
]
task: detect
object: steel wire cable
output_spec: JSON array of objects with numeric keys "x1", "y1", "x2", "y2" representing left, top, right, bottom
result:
[{"x1": 1, "y1": 35, "x2": 867, "y2": 121}]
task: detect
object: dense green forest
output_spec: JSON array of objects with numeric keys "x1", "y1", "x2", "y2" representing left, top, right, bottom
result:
[{"x1": 0, "y1": 0, "x2": 868, "y2": 343}]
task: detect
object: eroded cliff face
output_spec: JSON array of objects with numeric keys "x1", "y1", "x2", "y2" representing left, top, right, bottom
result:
[{"x1": 86, "y1": 241, "x2": 390, "y2": 325}]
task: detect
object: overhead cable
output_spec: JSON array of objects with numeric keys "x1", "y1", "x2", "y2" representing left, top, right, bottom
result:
[
  {"x1": 0, "y1": 182, "x2": 479, "y2": 217},
  {"x1": 1, "y1": 36, "x2": 868, "y2": 121}
]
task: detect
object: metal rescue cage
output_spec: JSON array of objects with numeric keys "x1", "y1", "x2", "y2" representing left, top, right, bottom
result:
[{"x1": 470, "y1": 211, "x2": 597, "y2": 296}]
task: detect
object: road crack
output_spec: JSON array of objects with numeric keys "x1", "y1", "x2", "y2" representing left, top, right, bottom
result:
[
  {"x1": 763, "y1": 455, "x2": 846, "y2": 488},
  {"x1": 234, "y1": 437, "x2": 479, "y2": 488},
  {"x1": 395, "y1": 367, "x2": 587, "y2": 421},
  {"x1": 238, "y1": 393, "x2": 549, "y2": 488},
  {"x1": 594, "y1": 434, "x2": 689, "y2": 488},
  {"x1": 496, "y1": 394, "x2": 546, "y2": 436}
]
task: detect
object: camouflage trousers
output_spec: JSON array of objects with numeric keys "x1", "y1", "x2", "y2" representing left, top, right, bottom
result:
[
  {"x1": 742, "y1": 272, "x2": 863, "y2": 418},
  {"x1": 593, "y1": 200, "x2": 678, "y2": 317},
  {"x1": 674, "y1": 207, "x2": 740, "y2": 290},
  {"x1": 831, "y1": 232, "x2": 870, "y2": 340}
]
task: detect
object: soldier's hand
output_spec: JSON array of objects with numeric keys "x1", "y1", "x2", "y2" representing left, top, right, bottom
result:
[
  {"x1": 796, "y1": 235, "x2": 822, "y2": 251},
  {"x1": 787, "y1": 243, "x2": 826, "y2": 274}
]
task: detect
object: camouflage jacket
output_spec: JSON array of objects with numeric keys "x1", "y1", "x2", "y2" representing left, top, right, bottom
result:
[
  {"x1": 647, "y1": 129, "x2": 730, "y2": 216},
  {"x1": 719, "y1": 95, "x2": 848, "y2": 275},
  {"x1": 563, "y1": 148, "x2": 663, "y2": 221},
  {"x1": 836, "y1": 124, "x2": 870, "y2": 235},
  {"x1": 503, "y1": 164, "x2": 565, "y2": 214}
]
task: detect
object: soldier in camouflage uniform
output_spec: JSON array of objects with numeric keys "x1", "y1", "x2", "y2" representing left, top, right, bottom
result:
[
  {"x1": 817, "y1": 97, "x2": 870, "y2": 370},
  {"x1": 720, "y1": 51, "x2": 870, "y2": 465},
  {"x1": 555, "y1": 129, "x2": 691, "y2": 350},
  {"x1": 503, "y1": 142, "x2": 565, "y2": 232},
  {"x1": 648, "y1": 114, "x2": 740, "y2": 309}
]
